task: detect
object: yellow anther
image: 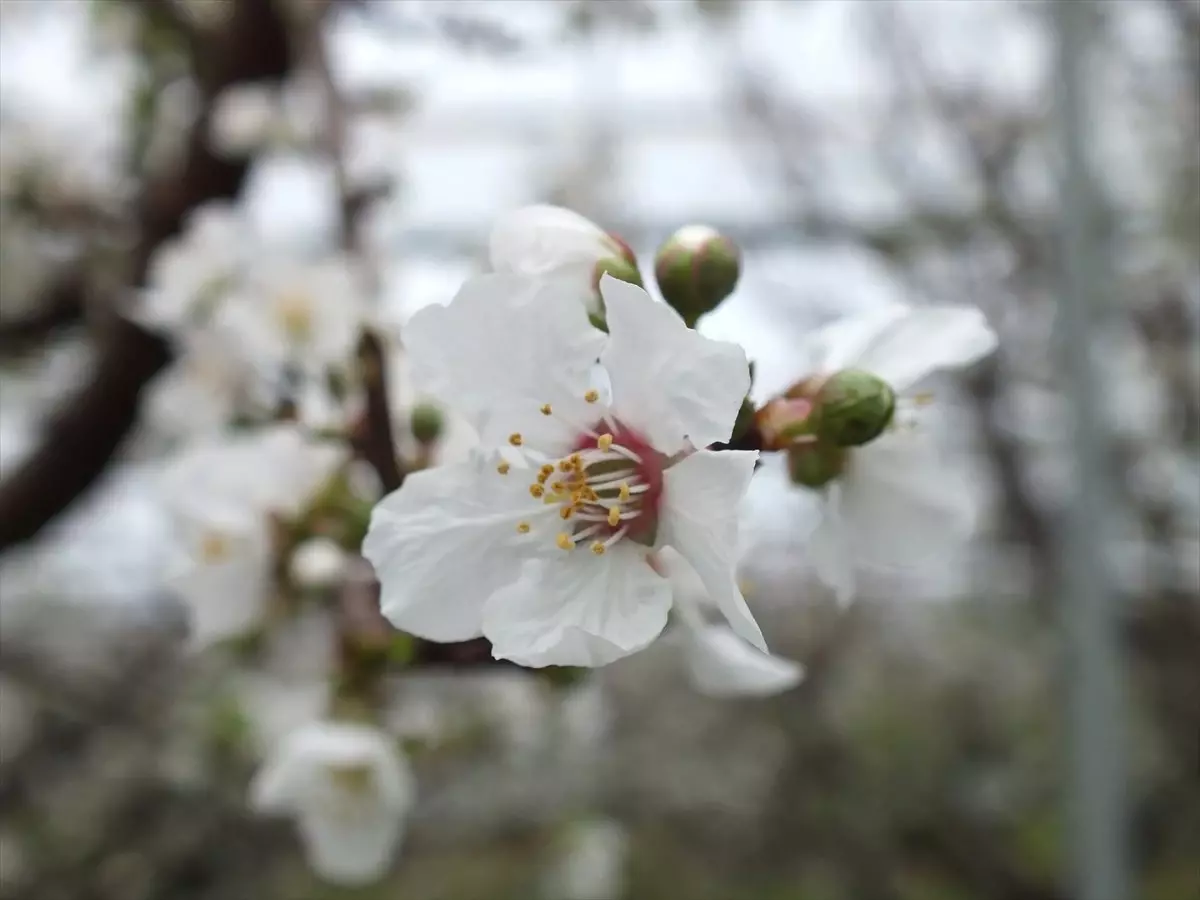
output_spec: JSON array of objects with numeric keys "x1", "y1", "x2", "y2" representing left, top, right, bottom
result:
[
  {"x1": 556, "y1": 532, "x2": 575, "y2": 551},
  {"x1": 584, "y1": 389, "x2": 599, "y2": 403},
  {"x1": 530, "y1": 484, "x2": 545, "y2": 498},
  {"x1": 571, "y1": 453, "x2": 584, "y2": 469},
  {"x1": 517, "y1": 521, "x2": 531, "y2": 534},
  {"x1": 537, "y1": 471, "x2": 550, "y2": 485},
  {"x1": 597, "y1": 433, "x2": 613, "y2": 451},
  {"x1": 607, "y1": 507, "x2": 621, "y2": 527},
  {"x1": 551, "y1": 481, "x2": 566, "y2": 494},
  {"x1": 618, "y1": 483, "x2": 631, "y2": 502},
  {"x1": 540, "y1": 403, "x2": 553, "y2": 416},
  {"x1": 275, "y1": 292, "x2": 315, "y2": 343},
  {"x1": 912, "y1": 391, "x2": 936, "y2": 407},
  {"x1": 560, "y1": 506, "x2": 574, "y2": 520},
  {"x1": 559, "y1": 459, "x2": 573, "y2": 473},
  {"x1": 540, "y1": 463, "x2": 555, "y2": 476},
  {"x1": 509, "y1": 433, "x2": 523, "y2": 447},
  {"x1": 590, "y1": 541, "x2": 606, "y2": 555},
  {"x1": 496, "y1": 461, "x2": 511, "y2": 475},
  {"x1": 199, "y1": 532, "x2": 231, "y2": 564}
]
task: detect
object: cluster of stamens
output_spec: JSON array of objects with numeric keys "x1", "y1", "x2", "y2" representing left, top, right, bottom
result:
[{"x1": 497, "y1": 390, "x2": 656, "y2": 556}]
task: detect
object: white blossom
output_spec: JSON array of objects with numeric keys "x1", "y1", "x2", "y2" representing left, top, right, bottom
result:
[
  {"x1": 141, "y1": 329, "x2": 263, "y2": 443},
  {"x1": 210, "y1": 78, "x2": 323, "y2": 158},
  {"x1": 489, "y1": 205, "x2": 637, "y2": 315},
  {"x1": 249, "y1": 720, "x2": 414, "y2": 887},
  {"x1": 801, "y1": 304, "x2": 998, "y2": 601},
  {"x1": 158, "y1": 425, "x2": 345, "y2": 648},
  {"x1": 213, "y1": 255, "x2": 369, "y2": 390},
  {"x1": 364, "y1": 272, "x2": 762, "y2": 668},
  {"x1": 289, "y1": 536, "x2": 348, "y2": 590},
  {"x1": 138, "y1": 202, "x2": 251, "y2": 332},
  {"x1": 540, "y1": 818, "x2": 629, "y2": 900}
]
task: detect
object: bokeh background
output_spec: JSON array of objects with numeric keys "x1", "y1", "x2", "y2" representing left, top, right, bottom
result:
[{"x1": 0, "y1": 1, "x2": 1197, "y2": 899}]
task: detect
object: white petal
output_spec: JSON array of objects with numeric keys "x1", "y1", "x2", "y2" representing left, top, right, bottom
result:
[
  {"x1": 683, "y1": 625, "x2": 804, "y2": 698},
  {"x1": 489, "y1": 205, "x2": 618, "y2": 273},
  {"x1": 815, "y1": 305, "x2": 997, "y2": 391},
  {"x1": 363, "y1": 462, "x2": 536, "y2": 641},
  {"x1": 404, "y1": 273, "x2": 605, "y2": 454},
  {"x1": 174, "y1": 551, "x2": 271, "y2": 647},
  {"x1": 809, "y1": 305, "x2": 911, "y2": 375},
  {"x1": 659, "y1": 449, "x2": 767, "y2": 651},
  {"x1": 166, "y1": 513, "x2": 272, "y2": 648},
  {"x1": 838, "y1": 426, "x2": 976, "y2": 568},
  {"x1": 296, "y1": 806, "x2": 404, "y2": 886},
  {"x1": 600, "y1": 275, "x2": 750, "y2": 453},
  {"x1": 807, "y1": 488, "x2": 856, "y2": 604},
  {"x1": 481, "y1": 543, "x2": 671, "y2": 668},
  {"x1": 249, "y1": 739, "x2": 307, "y2": 814},
  {"x1": 648, "y1": 545, "x2": 710, "y2": 615}
]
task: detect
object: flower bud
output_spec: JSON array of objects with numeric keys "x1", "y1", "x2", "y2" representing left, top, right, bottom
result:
[
  {"x1": 813, "y1": 369, "x2": 896, "y2": 447},
  {"x1": 289, "y1": 537, "x2": 348, "y2": 589},
  {"x1": 787, "y1": 441, "x2": 846, "y2": 489},
  {"x1": 592, "y1": 255, "x2": 643, "y2": 293},
  {"x1": 654, "y1": 225, "x2": 741, "y2": 327},
  {"x1": 409, "y1": 402, "x2": 444, "y2": 446},
  {"x1": 754, "y1": 397, "x2": 818, "y2": 452}
]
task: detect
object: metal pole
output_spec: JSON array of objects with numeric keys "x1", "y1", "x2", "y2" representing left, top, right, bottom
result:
[{"x1": 1051, "y1": 2, "x2": 1131, "y2": 899}]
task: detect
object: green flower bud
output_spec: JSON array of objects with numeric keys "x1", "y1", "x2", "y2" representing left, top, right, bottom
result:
[
  {"x1": 654, "y1": 225, "x2": 741, "y2": 327},
  {"x1": 410, "y1": 402, "x2": 444, "y2": 445},
  {"x1": 592, "y1": 255, "x2": 643, "y2": 291},
  {"x1": 787, "y1": 441, "x2": 846, "y2": 489},
  {"x1": 589, "y1": 256, "x2": 643, "y2": 331},
  {"x1": 814, "y1": 369, "x2": 896, "y2": 447}
]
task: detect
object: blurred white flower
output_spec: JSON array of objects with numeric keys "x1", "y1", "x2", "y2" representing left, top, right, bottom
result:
[
  {"x1": 540, "y1": 818, "x2": 629, "y2": 900},
  {"x1": 210, "y1": 78, "x2": 323, "y2": 158},
  {"x1": 289, "y1": 536, "x2": 348, "y2": 590},
  {"x1": 138, "y1": 202, "x2": 251, "y2": 332},
  {"x1": 653, "y1": 547, "x2": 802, "y2": 699},
  {"x1": 214, "y1": 256, "x2": 369, "y2": 388},
  {"x1": 800, "y1": 304, "x2": 997, "y2": 602},
  {"x1": 249, "y1": 720, "x2": 414, "y2": 887},
  {"x1": 489, "y1": 205, "x2": 639, "y2": 316},
  {"x1": 158, "y1": 425, "x2": 345, "y2": 648},
  {"x1": 142, "y1": 329, "x2": 262, "y2": 443},
  {"x1": 210, "y1": 83, "x2": 279, "y2": 157},
  {"x1": 365, "y1": 272, "x2": 762, "y2": 667}
]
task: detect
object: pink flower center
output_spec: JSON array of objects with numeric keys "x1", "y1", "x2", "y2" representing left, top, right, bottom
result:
[{"x1": 507, "y1": 416, "x2": 665, "y2": 556}]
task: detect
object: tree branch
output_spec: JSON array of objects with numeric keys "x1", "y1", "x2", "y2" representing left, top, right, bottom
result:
[{"x1": 0, "y1": 0, "x2": 296, "y2": 553}]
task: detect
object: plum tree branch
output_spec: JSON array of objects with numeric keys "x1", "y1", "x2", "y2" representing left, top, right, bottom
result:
[{"x1": 0, "y1": 0, "x2": 296, "y2": 553}]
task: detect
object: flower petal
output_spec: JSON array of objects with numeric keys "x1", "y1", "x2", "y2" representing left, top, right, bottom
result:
[
  {"x1": 682, "y1": 625, "x2": 804, "y2": 699},
  {"x1": 296, "y1": 806, "x2": 404, "y2": 886},
  {"x1": 813, "y1": 304, "x2": 997, "y2": 391},
  {"x1": 363, "y1": 461, "x2": 539, "y2": 641},
  {"x1": 600, "y1": 275, "x2": 750, "y2": 453},
  {"x1": 404, "y1": 273, "x2": 605, "y2": 454},
  {"x1": 807, "y1": 487, "x2": 856, "y2": 604},
  {"x1": 659, "y1": 449, "x2": 766, "y2": 651},
  {"x1": 481, "y1": 543, "x2": 671, "y2": 668},
  {"x1": 249, "y1": 738, "x2": 307, "y2": 814},
  {"x1": 809, "y1": 305, "x2": 910, "y2": 375},
  {"x1": 489, "y1": 205, "x2": 619, "y2": 274},
  {"x1": 837, "y1": 425, "x2": 976, "y2": 568}
]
